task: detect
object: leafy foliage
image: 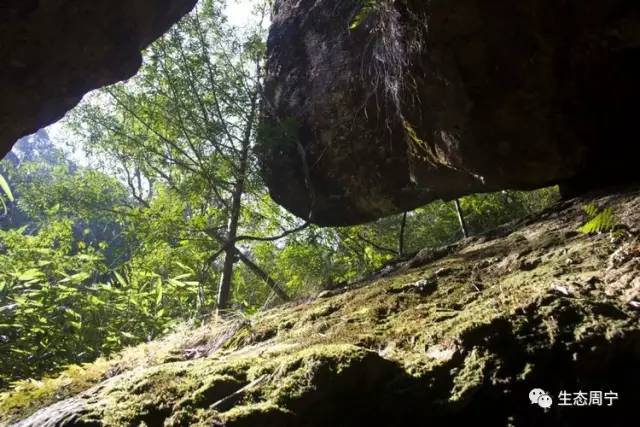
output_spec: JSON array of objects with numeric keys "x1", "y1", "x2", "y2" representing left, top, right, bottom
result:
[
  {"x1": 67, "y1": 0, "x2": 298, "y2": 312},
  {"x1": 0, "y1": 216, "x2": 214, "y2": 388},
  {"x1": 578, "y1": 204, "x2": 619, "y2": 234}
]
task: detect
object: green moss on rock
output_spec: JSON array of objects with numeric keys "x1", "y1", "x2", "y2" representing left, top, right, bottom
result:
[{"x1": 3, "y1": 190, "x2": 640, "y2": 426}]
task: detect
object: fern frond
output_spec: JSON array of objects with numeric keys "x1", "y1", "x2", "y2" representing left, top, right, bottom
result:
[
  {"x1": 350, "y1": 0, "x2": 380, "y2": 30},
  {"x1": 578, "y1": 206, "x2": 618, "y2": 234},
  {"x1": 582, "y1": 203, "x2": 599, "y2": 217}
]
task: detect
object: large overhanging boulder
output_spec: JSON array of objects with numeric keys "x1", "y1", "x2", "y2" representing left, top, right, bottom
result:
[
  {"x1": 259, "y1": 0, "x2": 640, "y2": 226},
  {"x1": 0, "y1": 0, "x2": 197, "y2": 159}
]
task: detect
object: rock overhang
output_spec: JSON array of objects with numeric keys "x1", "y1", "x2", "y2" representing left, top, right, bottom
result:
[
  {"x1": 0, "y1": 0, "x2": 198, "y2": 160},
  {"x1": 259, "y1": 0, "x2": 640, "y2": 226}
]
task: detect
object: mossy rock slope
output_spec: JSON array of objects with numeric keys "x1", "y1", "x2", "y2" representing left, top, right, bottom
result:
[{"x1": 2, "y1": 189, "x2": 640, "y2": 426}]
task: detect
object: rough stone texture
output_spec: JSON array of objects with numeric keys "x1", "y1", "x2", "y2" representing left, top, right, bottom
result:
[
  {"x1": 0, "y1": 0, "x2": 197, "y2": 159},
  {"x1": 3, "y1": 188, "x2": 640, "y2": 426},
  {"x1": 260, "y1": 0, "x2": 640, "y2": 225}
]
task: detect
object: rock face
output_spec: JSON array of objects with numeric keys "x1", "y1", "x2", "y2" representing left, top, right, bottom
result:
[
  {"x1": 260, "y1": 0, "x2": 640, "y2": 225},
  {"x1": 0, "y1": 0, "x2": 197, "y2": 159},
  {"x1": 2, "y1": 189, "x2": 640, "y2": 426}
]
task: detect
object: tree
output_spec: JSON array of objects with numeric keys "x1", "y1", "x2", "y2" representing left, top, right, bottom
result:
[
  {"x1": 398, "y1": 211, "x2": 407, "y2": 256},
  {"x1": 0, "y1": 140, "x2": 221, "y2": 386},
  {"x1": 70, "y1": 1, "x2": 298, "y2": 313},
  {"x1": 453, "y1": 199, "x2": 469, "y2": 238}
]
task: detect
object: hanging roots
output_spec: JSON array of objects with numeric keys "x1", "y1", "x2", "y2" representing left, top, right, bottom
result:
[
  {"x1": 357, "y1": 0, "x2": 427, "y2": 119},
  {"x1": 356, "y1": 1, "x2": 444, "y2": 167}
]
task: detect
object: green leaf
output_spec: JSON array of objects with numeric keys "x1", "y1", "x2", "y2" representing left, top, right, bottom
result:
[
  {"x1": 18, "y1": 269, "x2": 44, "y2": 282},
  {"x1": 89, "y1": 295, "x2": 105, "y2": 306},
  {"x1": 168, "y1": 278, "x2": 187, "y2": 288},
  {"x1": 155, "y1": 279, "x2": 163, "y2": 306},
  {"x1": 174, "y1": 261, "x2": 194, "y2": 273},
  {"x1": 59, "y1": 272, "x2": 91, "y2": 284},
  {"x1": 70, "y1": 321, "x2": 83, "y2": 330},
  {"x1": 114, "y1": 271, "x2": 128, "y2": 287},
  {"x1": 121, "y1": 331, "x2": 137, "y2": 340},
  {"x1": 0, "y1": 174, "x2": 14, "y2": 202},
  {"x1": 64, "y1": 308, "x2": 82, "y2": 319},
  {"x1": 56, "y1": 284, "x2": 79, "y2": 293}
]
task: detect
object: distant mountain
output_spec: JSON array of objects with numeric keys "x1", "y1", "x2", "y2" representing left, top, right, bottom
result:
[{"x1": 11, "y1": 129, "x2": 55, "y2": 164}]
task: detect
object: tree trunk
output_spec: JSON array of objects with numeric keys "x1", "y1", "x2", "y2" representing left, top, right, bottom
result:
[
  {"x1": 454, "y1": 199, "x2": 469, "y2": 239},
  {"x1": 232, "y1": 248, "x2": 290, "y2": 303},
  {"x1": 208, "y1": 230, "x2": 291, "y2": 305},
  {"x1": 216, "y1": 95, "x2": 257, "y2": 312},
  {"x1": 217, "y1": 239, "x2": 238, "y2": 311},
  {"x1": 398, "y1": 212, "x2": 407, "y2": 256}
]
